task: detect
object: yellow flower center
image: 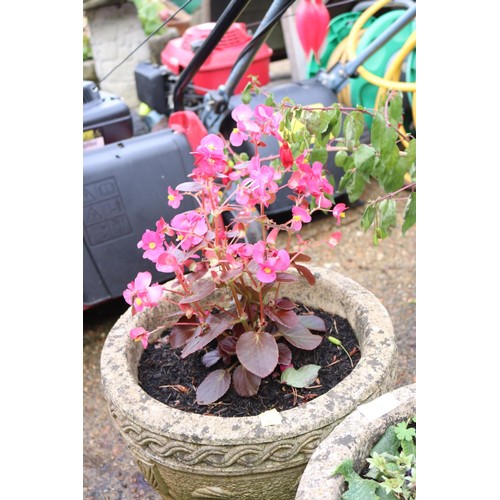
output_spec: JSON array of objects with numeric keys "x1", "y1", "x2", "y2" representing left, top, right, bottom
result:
[
  {"x1": 293, "y1": 215, "x2": 301, "y2": 222},
  {"x1": 148, "y1": 242, "x2": 156, "y2": 249},
  {"x1": 136, "y1": 298, "x2": 142, "y2": 306},
  {"x1": 177, "y1": 234, "x2": 184, "y2": 240},
  {"x1": 168, "y1": 194, "x2": 175, "y2": 201},
  {"x1": 341, "y1": 212, "x2": 345, "y2": 218},
  {"x1": 264, "y1": 267, "x2": 272, "y2": 274},
  {"x1": 208, "y1": 143, "x2": 216, "y2": 151},
  {"x1": 232, "y1": 128, "x2": 239, "y2": 134}
]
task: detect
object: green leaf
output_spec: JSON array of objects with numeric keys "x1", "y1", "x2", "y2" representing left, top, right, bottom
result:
[
  {"x1": 394, "y1": 421, "x2": 416, "y2": 442},
  {"x1": 406, "y1": 139, "x2": 416, "y2": 182},
  {"x1": 371, "y1": 426, "x2": 400, "y2": 456},
  {"x1": 371, "y1": 112, "x2": 386, "y2": 150},
  {"x1": 376, "y1": 486, "x2": 399, "y2": 500},
  {"x1": 379, "y1": 199, "x2": 397, "y2": 235},
  {"x1": 388, "y1": 92, "x2": 403, "y2": 126},
  {"x1": 402, "y1": 192, "x2": 416, "y2": 235},
  {"x1": 331, "y1": 107, "x2": 343, "y2": 138},
  {"x1": 361, "y1": 205, "x2": 376, "y2": 231},
  {"x1": 353, "y1": 144, "x2": 376, "y2": 174},
  {"x1": 334, "y1": 460, "x2": 379, "y2": 500},
  {"x1": 380, "y1": 128, "x2": 399, "y2": 165},
  {"x1": 265, "y1": 93, "x2": 275, "y2": 106},
  {"x1": 401, "y1": 438, "x2": 416, "y2": 459},
  {"x1": 280, "y1": 364, "x2": 321, "y2": 388},
  {"x1": 346, "y1": 170, "x2": 367, "y2": 202},
  {"x1": 241, "y1": 82, "x2": 253, "y2": 104},
  {"x1": 241, "y1": 89, "x2": 252, "y2": 105},
  {"x1": 323, "y1": 107, "x2": 342, "y2": 138},
  {"x1": 344, "y1": 112, "x2": 365, "y2": 151},
  {"x1": 335, "y1": 150, "x2": 348, "y2": 168},
  {"x1": 380, "y1": 151, "x2": 406, "y2": 193},
  {"x1": 310, "y1": 146, "x2": 328, "y2": 165}
]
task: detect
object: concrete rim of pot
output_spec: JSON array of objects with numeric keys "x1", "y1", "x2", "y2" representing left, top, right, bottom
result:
[
  {"x1": 100, "y1": 266, "x2": 397, "y2": 445},
  {"x1": 295, "y1": 383, "x2": 416, "y2": 499}
]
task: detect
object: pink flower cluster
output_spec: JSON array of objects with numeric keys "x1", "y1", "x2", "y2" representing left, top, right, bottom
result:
[{"x1": 124, "y1": 103, "x2": 349, "y2": 349}]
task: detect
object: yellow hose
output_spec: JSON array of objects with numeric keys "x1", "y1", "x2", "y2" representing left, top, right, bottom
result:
[
  {"x1": 346, "y1": 0, "x2": 416, "y2": 92},
  {"x1": 374, "y1": 30, "x2": 416, "y2": 110},
  {"x1": 326, "y1": 30, "x2": 367, "y2": 106}
]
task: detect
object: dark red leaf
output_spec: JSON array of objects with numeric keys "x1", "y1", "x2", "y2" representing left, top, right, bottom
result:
[
  {"x1": 293, "y1": 264, "x2": 316, "y2": 285},
  {"x1": 277, "y1": 342, "x2": 292, "y2": 365},
  {"x1": 281, "y1": 325, "x2": 323, "y2": 350},
  {"x1": 179, "y1": 279, "x2": 216, "y2": 304},
  {"x1": 276, "y1": 298, "x2": 296, "y2": 310},
  {"x1": 181, "y1": 312, "x2": 236, "y2": 357},
  {"x1": 196, "y1": 369, "x2": 231, "y2": 405},
  {"x1": 298, "y1": 314, "x2": 326, "y2": 332},
  {"x1": 170, "y1": 324, "x2": 200, "y2": 349},
  {"x1": 236, "y1": 331, "x2": 279, "y2": 378},
  {"x1": 265, "y1": 306, "x2": 299, "y2": 328},
  {"x1": 220, "y1": 266, "x2": 244, "y2": 283},
  {"x1": 235, "y1": 282, "x2": 260, "y2": 302},
  {"x1": 289, "y1": 252, "x2": 312, "y2": 263},
  {"x1": 218, "y1": 336, "x2": 237, "y2": 355},
  {"x1": 201, "y1": 350, "x2": 221, "y2": 368},
  {"x1": 232, "y1": 365, "x2": 261, "y2": 397},
  {"x1": 275, "y1": 272, "x2": 300, "y2": 283},
  {"x1": 176, "y1": 181, "x2": 204, "y2": 192}
]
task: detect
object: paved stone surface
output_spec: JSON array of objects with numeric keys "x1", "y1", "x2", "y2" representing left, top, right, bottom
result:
[{"x1": 83, "y1": 180, "x2": 416, "y2": 499}]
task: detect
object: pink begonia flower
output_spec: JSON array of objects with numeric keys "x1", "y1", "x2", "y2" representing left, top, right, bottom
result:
[
  {"x1": 156, "y1": 244, "x2": 185, "y2": 274},
  {"x1": 247, "y1": 164, "x2": 280, "y2": 207},
  {"x1": 229, "y1": 127, "x2": 248, "y2": 147},
  {"x1": 230, "y1": 104, "x2": 262, "y2": 147},
  {"x1": 254, "y1": 104, "x2": 282, "y2": 139},
  {"x1": 170, "y1": 211, "x2": 208, "y2": 251},
  {"x1": 137, "y1": 229, "x2": 165, "y2": 263},
  {"x1": 291, "y1": 206, "x2": 312, "y2": 231},
  {"x1": 328, "y1": 231, "x2": 342, "y2": 248},
  {"x1": 332, "y1": 203, "x2": 348, "y2": 225},
  {"x1": 123, "y1": 271, "x2": 163, "y2": 313},
  {"x1": 130, "y1": 327, "x2": 150, "y2": 349},
  {"x1": 167, "y1": 186, "x2": 183, "y2": 209},
  {"x1": 191, "y1": 134, "x2": 227, "y2": 180},
  {"x1": 253, "y1": 241, "x2": 291, "y2": 284}
]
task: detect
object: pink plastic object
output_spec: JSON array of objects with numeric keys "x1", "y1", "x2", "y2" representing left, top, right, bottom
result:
[
  {"x1": 161, "y1": 22, "x2": 273, "y2": 94},
  {"x1": 295, "y1": 0, "x2": 330, "y2": 63}
]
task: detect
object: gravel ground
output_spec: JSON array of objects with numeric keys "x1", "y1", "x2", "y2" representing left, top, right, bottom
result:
[{"x1": 83, "y1": 181, "x2": 416, "y2": 500}]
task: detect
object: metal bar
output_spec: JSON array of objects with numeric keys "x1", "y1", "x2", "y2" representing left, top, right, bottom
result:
[
  {"x1": 221, "y1": 0, "x2": 297, "y2": 99},
  {"x1": 173, "y1": 0, "x2": 252, "y2": 111}
]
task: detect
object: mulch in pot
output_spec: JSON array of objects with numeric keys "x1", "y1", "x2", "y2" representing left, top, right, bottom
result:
[{"x1": 138, "y1": 305, "x2": 360, "y2": 417}]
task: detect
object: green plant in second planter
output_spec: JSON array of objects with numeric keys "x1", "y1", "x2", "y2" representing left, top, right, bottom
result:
[{"x1": 334, "y1": 416, "x2": 416, "y2": 499}]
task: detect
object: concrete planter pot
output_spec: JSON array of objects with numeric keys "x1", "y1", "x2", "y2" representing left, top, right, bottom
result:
[
  {"x1": 295, "y1": 383, "x2": 416, "y2": 500},
  {"x1": 100, "y1": 266, "x2": 397, "y2": 500}
]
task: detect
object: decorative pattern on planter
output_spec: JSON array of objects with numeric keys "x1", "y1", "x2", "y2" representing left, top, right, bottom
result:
[{"x1": 111, "y1": 404, "x2": 332, "y2": 470}]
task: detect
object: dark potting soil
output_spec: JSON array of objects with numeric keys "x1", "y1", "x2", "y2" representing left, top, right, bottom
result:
[{"x1": 138, "y1": 305, "x2": 360, "y2": 417}]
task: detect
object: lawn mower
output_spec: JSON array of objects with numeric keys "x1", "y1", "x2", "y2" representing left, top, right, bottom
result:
[{"x1": 83, "y1": 0, "x2": 416, "y2": 308}]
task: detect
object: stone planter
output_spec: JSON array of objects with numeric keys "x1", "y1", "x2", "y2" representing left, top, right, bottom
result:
[
  {"x1": 100, "y1": 266, "x2": 397, "y2": 500},
  {"x1": 295, "y1": 383, "x2": 416, "y2": 500}
]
